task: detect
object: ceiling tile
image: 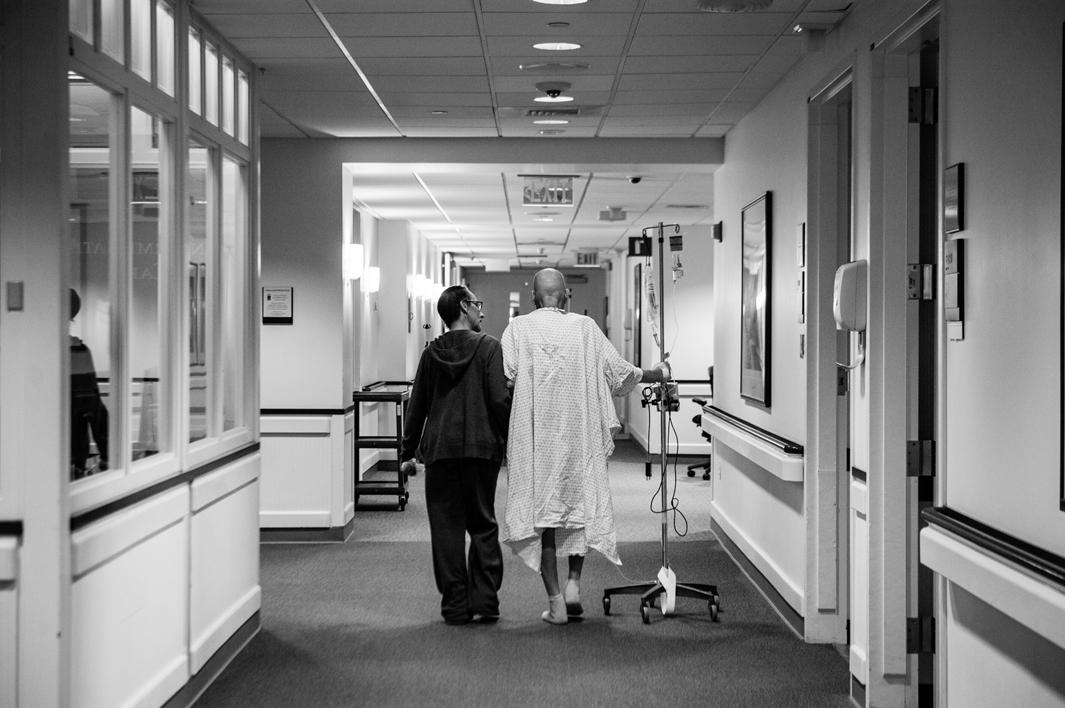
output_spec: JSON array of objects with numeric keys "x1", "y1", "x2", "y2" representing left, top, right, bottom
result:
[{"x1": 324, "y1": 13, "x2": 480, "y2": 36}]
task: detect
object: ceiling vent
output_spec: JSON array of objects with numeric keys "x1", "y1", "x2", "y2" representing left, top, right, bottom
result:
[
  {"x1": 599, "y1": 206, "x2": 627, "y2": 222},
  {"x1": 526, "y1": 107, "x2": 581, "y2": 117},
  {"x1": 696, "y1": 0, "x2": 773, "y2": 11}
]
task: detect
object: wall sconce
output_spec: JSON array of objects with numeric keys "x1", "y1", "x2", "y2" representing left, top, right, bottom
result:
[
  {"x1": 343, "y1": 243, "x2": 364, "y2": 281},
  {"x1": 363, "y1": 266, "x2": 380, "y2": 293}
]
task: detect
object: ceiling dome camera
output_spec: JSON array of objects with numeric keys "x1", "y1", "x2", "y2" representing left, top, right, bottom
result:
[{"x1": 629, "y1": 176, "x2": 642, "y2": 184}]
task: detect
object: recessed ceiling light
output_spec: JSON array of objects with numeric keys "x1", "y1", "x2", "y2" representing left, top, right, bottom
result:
[
  {"x1": 533, "y1": 119, "x2": 569, "y2": 125},
  {"x1": 533, "y1": 42, "x2": 582, "y2": 51},
  {"x1": 534, "y1": 95, "x2": 574, "y2": 103},
  {"x1": 519, "y1": 62, "x2": 590, "y2": 72},
  {"x1": 430, "y1": 110, "x2": 448, "y2": 114},
  {"x1": 538, "y1": 129, "x2": 566, "y2": 135},
  {"x1": 532, "y1": 0, "x2": 588, "y2": 4},
  {"x1": 533, "y1": 216, "x2": 555, "y2": 222}
]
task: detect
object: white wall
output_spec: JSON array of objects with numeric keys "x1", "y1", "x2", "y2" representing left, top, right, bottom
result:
[
  {"x1": 626, "y1": 226, "x2": 716, "y2": 455},
  {"x1": 260, "y1": 141, "x2": 347, "y2": 410},
  {"x1": 931, "y1": 1, "x2": 1065, "y2": 705},
  {"x1": 941, "y1": 0, "x2": 1064, "y2": 556}
]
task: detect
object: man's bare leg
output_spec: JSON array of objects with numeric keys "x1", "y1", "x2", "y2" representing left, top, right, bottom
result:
[
  {"x1": 564, "y1": 554, "x2": 584, "y2": 616},
  {"x1": 539, "y1": 528, "x2": 567, "y2": 624}
]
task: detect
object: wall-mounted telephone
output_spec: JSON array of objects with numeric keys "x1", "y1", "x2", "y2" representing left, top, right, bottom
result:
[{"x1": 833, "y1": 260, "x2": 867, "y2": 370}]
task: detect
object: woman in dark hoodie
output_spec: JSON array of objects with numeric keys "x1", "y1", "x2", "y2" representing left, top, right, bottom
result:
[{"x1": 401, "y1": 285, "x2": 511, "y2": 625}]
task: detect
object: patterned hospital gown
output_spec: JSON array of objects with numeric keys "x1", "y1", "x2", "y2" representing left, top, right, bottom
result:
[{"x1": 501, "y1": 308, "x2": 642, "y2": 570}]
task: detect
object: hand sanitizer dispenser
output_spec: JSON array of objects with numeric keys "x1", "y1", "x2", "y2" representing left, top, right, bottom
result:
[{"x1": 833, "y1": 260, "x2": 867, "y2": 332}]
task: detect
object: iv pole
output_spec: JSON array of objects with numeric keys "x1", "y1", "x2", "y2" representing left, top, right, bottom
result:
[{"x1": 602, "y1": 222, "x2": 721, "y2": 624}]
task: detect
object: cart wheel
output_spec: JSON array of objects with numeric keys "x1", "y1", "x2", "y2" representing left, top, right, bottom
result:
[
  {"x1": 714, "y1": 594, "x2": 722, "y2": 609},
  {"x1": 602, "y1": 595, "x2": 611, "y2": 615},
  {"x1": 640, "y1": 604, "x2": 651, "y2": 624},
  {"x1": 687, "y1": 469, "x2": 695, "y2": 478},
  {"x1": 709, "y1": 601, "x2": 719, "y2": 622}
]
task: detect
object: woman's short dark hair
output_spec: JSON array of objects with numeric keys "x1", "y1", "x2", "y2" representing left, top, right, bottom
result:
[{"x1": 437, "y1": 285, "x2": 470, "y2": 326}]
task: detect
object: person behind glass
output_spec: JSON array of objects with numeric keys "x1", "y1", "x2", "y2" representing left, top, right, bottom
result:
[
  {"x1": 400, "y1": 286, "x2": 511, "y2": 625},
  {"x1": 69, "y1": 288, "x2": 109, "y2": 480},
  {"x1": 501, "y1": 268, "x2": 670, "y2": 624}
]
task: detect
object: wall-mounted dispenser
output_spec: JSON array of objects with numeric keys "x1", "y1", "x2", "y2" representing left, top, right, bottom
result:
[{"x1": 833, "y1": 259, "x2": 867, "y2": 369}]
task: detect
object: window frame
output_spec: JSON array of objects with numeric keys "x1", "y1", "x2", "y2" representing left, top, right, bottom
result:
[{"x1": 67, "y1": 2, "x2": 258, "y2": 515}]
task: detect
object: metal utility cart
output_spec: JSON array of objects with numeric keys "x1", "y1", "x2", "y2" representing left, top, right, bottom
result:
[{"x1": 352, "y1": 380, "x2": 411, "y2": 511}]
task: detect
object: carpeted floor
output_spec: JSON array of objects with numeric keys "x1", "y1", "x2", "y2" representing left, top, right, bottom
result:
[{"x1": 195, "y1": 440, "x2": 850, "y2": 707}]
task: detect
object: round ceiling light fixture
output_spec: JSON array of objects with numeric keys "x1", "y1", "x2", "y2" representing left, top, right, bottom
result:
[
  {"x1": 533, "y1": 41, "x2": 582, "y2": 51},
  {"x1": 696, "y1": 0, "x2": 773, "y2": 11}
]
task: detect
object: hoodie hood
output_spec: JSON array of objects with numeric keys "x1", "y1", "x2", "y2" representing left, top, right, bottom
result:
[{"x1": 428, "y1": 330, "x2": 486, "y2": 380}]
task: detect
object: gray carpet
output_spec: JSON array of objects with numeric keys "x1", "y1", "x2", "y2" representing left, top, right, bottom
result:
[{"x1": 195, "y1": 440, "x2": 850, "y2": 707}]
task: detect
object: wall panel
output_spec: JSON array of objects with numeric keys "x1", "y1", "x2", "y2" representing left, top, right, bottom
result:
[
  {"x1": 70, "y1": 488, "x2": 189, "y2": 708},
  {"x1": 190, "y1": 455, "x2": 261, "y2": 673}
]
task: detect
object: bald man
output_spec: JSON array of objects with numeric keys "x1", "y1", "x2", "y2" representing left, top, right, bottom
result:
[{"x1": 500, "y1": 268, "x2": 669, "y2": 624}]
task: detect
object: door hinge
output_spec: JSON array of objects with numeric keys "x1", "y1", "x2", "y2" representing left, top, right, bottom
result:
[
  {"x1": 908, "y1": 87, "x2": 938, "y2": 125},
  {"x1": 837, "y1": 366, "x2": 849, "y2": 395},
  {"x1": 907, "y1": 616, "x2": 936, "y2": 654},
  {"x1": 907, "y1": 264, "x2": 936, "y2": 300},
  {"x1": 907, "y1": 440, "x2": 936, "y2": 477}
]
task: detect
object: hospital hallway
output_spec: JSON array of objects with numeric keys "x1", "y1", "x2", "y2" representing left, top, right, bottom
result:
[{"x1": 194, "y1": 441, "x2": 850, "y2": 707}]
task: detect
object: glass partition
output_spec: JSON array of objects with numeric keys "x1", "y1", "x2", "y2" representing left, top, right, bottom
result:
[
  {"x1": 156, "y1": 2, "x2": 175, "y2": 96},
  {"x1": 187, "y1": 140, "x2": 211, "y2": 443},
  {"x1": 101, "y1": 0, "x2": 124, "y2": 64},
  {"x1": 220, "y1": 156, "x2": 247, "y2": 431},
  {"x1": 131, "y1": 0, "x2": 151, "y2": 82},
  {"x1": 188, "y1": 27, "x2": 202, "y2": 116},
  {"x1": 129, "y1": 106, "x2": 170, "y2": 463},
  {"x1": 68, "y1": 73, "x2": 115, "y2": 482}
]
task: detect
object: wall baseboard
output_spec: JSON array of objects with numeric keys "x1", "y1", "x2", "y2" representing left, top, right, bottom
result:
[
  {"x1": 260, "y1": 516, "x2": 355, "y2": 544},
  {"x1": 162, "y1": 611, "x2": 261, "y2": 708},
  {"x1": 712, "y1": 516, "x2": 804, "y2": 639}
]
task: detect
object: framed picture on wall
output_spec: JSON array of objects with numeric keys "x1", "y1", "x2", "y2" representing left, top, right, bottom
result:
[{"x1": 740, "y1": 191, "x2": 772, "y2": 406}]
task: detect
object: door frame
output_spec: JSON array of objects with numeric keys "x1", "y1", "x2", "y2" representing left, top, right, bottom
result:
[{"x1": 805, "y1": 67, "x2": 855, "y2": 645}]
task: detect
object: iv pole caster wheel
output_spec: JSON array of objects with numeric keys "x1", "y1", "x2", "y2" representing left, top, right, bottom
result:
[
  {"x1": 602, "y1": 595, "x2": 611, "y2": 615},
  {"x1": 640, "y1": 603, "x2": 651, "y2": 624},
  {"x1": 709, "y1": 601, "x2": 719, "y2": 622}
]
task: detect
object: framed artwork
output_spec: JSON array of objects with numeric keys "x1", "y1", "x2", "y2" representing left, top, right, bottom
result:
[
  {"x1": 633, "y1": 263, "x2": 643, "y2": 366},
  {"x1": 740, "y1": 191, "x2": 772, "y2": 406}
]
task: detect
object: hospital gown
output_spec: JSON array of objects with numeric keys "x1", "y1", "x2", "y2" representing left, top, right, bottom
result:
[{"x1": 501, "y1": 308, "x2": 642, "y2": 570}]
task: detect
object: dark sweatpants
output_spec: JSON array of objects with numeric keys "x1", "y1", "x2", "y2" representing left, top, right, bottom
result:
[{"x1": 425, "y1": 458, "x2": 504, "y2": 623}]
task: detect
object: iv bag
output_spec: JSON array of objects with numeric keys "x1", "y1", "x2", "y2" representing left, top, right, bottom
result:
[{"x1": 645, "y1": 267, "x2": 661, "y2": 348}]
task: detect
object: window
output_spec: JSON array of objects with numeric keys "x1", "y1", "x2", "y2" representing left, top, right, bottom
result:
[
  {"x1": 237, "y1": 70, "x2": 249, "y2": 144},
  {"x1": 187, "y1": 140, "x2": 211, "y2": 443},
  {"x1": 220, "y1": 156, "x2": 248, "y2": 431},
  {"x1": 101, "y1": 0, "x2": 125, "y2": 63},
  {"x1": 129, "y1": 106, "x2": 170, "y2": 463},
  {"x1": 222, "y1": 57, "x2": 235, "y2": 136},
  {"x1": 131, "y1": 0, "x2": 151, "y2": 82},
  {"x1": 67, "y1": 7, "x2": 257, "y2": 505},
  {"x1": 156, "y1": 2, "x2": 175, "y2": 96},
  {"x1": 68, "y1": 74, "x2": 116, "y2": 482},
  {"x1": 204, "y1": 43, "x2": 218, "y2": 125},
  {"x1": 188, "y1": 27, "x2": 202, "y2": 115}
]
